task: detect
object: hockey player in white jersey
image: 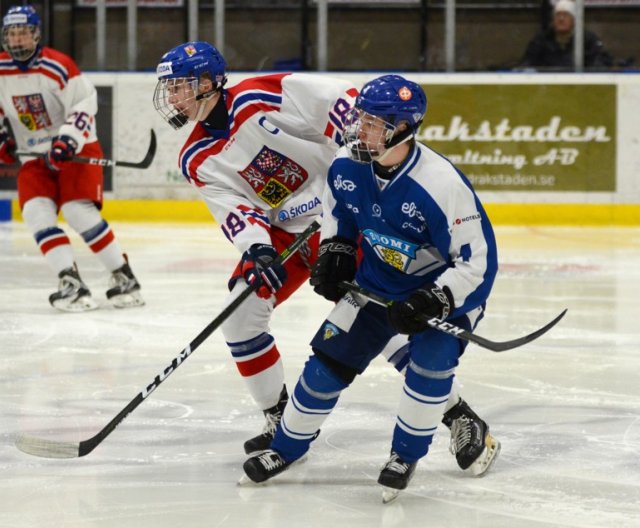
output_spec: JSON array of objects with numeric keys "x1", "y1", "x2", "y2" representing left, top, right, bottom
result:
[
  {"x1": 242, "y1": 75, "x2": 501, "y2": 501},
  {"x1": 0, "y1": 4, "x2": 143, "y2": 311},
  {"x1": 154, "y1": 43, "x2": 497, "y2": 470}
]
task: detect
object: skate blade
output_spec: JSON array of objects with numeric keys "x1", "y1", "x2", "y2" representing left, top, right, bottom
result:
[
  {"x1": 51, "y1": 296, "x2": 99, "y2": 312},
  {"x1": 381, "y1": 486, "x2": 401, "y2": 504},
  {"x1": 469, "y1": 434, "x2": 501, "y2": 477},
  {"x1": 109, "y1": 291, "x2": 145, "y2": 309},
  {"x1": 237, "y1": 473, "x2": 255, "y2": 486}
]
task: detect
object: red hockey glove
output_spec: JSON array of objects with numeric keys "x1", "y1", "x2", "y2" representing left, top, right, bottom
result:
[
  {"x1": 46, "y1": 135, "x2": 78, "y2": 171},
  {"x1": 0, "y1": 131, "x2": 17, "y2": 164},
  {"x1": 240, "y1": 243, "x2": 288, "y2": 299}
]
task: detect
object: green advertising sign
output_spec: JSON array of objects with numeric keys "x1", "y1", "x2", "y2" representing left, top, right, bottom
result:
[{"x1": 417, "y1": 84, "x2": 616, "y2": 192}]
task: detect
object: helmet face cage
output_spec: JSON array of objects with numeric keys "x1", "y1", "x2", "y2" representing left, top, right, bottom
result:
[
  {"x1": 153, "y1": 76, "x2": 200, "y2": 130},
  {"x1": 2, "y1": 6, "x2": 41, "y2": 61},
  {"x1": 154, "y1": 41, "x2": 227, "y2": 130},
  {"x1": 343, "y1": 108, "x2": 397, "y2": 163}
]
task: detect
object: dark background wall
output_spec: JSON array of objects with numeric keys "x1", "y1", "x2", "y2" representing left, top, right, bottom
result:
[{"x1": 1, "y1": 1, "x2": 638, "y2": 72}]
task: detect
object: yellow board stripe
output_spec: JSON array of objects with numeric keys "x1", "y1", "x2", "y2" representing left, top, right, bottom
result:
[{"x1": 10, "y1": 199, "x2": 640, "y2": 225}]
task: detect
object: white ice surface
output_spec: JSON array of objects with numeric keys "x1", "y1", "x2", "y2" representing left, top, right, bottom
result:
[{"x1": 1, "y1": 222, "x2": 639, "y2": 528}]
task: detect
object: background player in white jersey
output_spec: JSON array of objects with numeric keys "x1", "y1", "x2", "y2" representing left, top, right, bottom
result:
[
  {"x1": 243, "y1": 75, "x2": 501, "y2": 502},
  {"x1": 0, "y1": 4, "x2": 143, "y2": 312},
  {"x1": 153, "y1": 43, "x2": 495, "y2": 466}
]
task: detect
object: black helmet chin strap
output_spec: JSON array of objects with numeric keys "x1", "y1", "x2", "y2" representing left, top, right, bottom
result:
[
  {"x1": 384, "y1": 118, "x2": 422, "y2": 149},
  {"x1": 374, "y1": 121, "x2": 419, "y2": 164}
]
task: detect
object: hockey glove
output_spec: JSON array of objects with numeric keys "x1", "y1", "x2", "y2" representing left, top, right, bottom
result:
[
  {"x1": 46, "y1": 135, "x2": 78, "y2": 171},
  {"x1": 240, "y1": 243, "x2": 288, "y2": 299},
  {"x1": 309, "y1": 236, "x2": 357, "y2": 302},
  {"x1": 0, "y1": 131, "x2": 17, "y2": 164},
  {"x1": 387, "y1": 283, "x2": 454, "y2": 335}
]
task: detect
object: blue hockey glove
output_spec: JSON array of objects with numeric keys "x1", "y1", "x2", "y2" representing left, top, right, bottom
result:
[
  {"x1": 46, "y1": 135, "x2": 78, "y2": 171},
  {"x1": 309, "y1": 236, "x2": 357, "y2": 302},
  {"x1": 240, "y1": 243, "x2": 287, "y2": 299},
  {"x1": 387, "y1": 283, "x2": 454, "y2": 335}
]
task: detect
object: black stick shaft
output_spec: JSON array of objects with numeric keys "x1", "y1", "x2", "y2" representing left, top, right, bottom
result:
[
  {"x1": 16, "y1": 220, "x2": 319, "y2": 459},
  {"x1": 77, "y1": 219, "x2": 320, "y2": 456},
  {"x1": 340, "y1": 281, "x2": 566, "y2": 353},
  {"x1": 16, "y1": 130, "x2": 157, "y2": 169}
]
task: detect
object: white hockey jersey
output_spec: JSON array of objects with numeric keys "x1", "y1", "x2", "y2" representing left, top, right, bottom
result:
[
  {"x1": 178, "y1": 73, "x2": 358, "y2": 254},
  {"x1": 0, "y1": 47, "x2": 99, "y2": 157}
]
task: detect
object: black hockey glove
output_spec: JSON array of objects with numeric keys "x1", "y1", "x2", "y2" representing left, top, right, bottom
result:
[
  {"x1": 46, "y1": 135, "x2": 78, "y2": 171},
  {"x1": 309, "y1": 236, "x2": 357, "y2": 302},
  {"x1": 387, "y1": 283, "x2": 454, "y2": 335},
  {"x1": 240, "y1": 243, "x2": 287, "y2": 299}
]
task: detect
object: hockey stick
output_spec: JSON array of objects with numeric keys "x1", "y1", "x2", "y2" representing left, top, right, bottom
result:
[
  {"x1": 340, "y1": 281, "x2": 567, "y2": 353},
  {"x1": 15, "y1": 220, "x2": 320, "y2": 459},
  {"x1": 16, "y1": 129, "x2": 157, "y2": 169}
]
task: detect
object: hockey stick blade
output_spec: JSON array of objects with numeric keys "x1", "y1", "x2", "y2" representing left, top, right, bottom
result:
[
  {"x1": 15, "y1": 435, "x2": 81, "y2": 459},
  {"x1": 15, "y1": 221, "x2": 320, "y2": 459},
  {"x1": 15, "y1": 129, "x2": 157, "y2": 169},
  {"x1": 340, "y1": 281, "x2": 567, "y2": 352}
]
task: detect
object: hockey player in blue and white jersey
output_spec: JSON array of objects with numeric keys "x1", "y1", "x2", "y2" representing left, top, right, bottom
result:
[{"x1": 242, "y1": 75, "x2": 500, "y2": 502}]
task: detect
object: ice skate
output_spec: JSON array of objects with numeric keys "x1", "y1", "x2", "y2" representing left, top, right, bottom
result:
[
  {"x1": 443, "y1": 398, "x2": 501, "y2": 476},
  {"x1": 378, "y1": 451, "x2": 417, "y2": 504},
  {"x1": 49, "y1": 266, "x2": 98, "y2": 312},
  {"x1": 106, "y1": 261, "x2": 144, "y2": 308},
  {"x1": 241, "y1": 449, "x2": 294, "y2": 484},
  {"x1": 243, "y1": 385, "x2": 288, "y2": 454}
]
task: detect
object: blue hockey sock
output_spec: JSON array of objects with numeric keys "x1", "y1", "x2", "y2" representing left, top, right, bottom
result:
[
  {"x1": 391, "y1": 361, "x2": 454, "y2": 463},
  {"x1": 272, "y1": 355, "x2": 348, "y2": 461}
]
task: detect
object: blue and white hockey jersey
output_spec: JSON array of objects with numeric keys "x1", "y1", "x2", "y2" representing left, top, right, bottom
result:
[{"x1": 321, "y1": 143, "x2": 498, "y2": 318}]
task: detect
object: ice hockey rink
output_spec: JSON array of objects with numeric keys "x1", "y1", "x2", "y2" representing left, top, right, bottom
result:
[{"x1": 1, "y1": 221, "x2": 639, "y2": 528}]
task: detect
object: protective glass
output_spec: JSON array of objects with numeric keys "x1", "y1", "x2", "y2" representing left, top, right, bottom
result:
[
  {"x1": 2, "y1": 24, "x2": 40, "y2": 61},
  {"x1": 343, "y1": 108, "x2": 396, "y2": 163},
  {"x1": 153, "y1": 77, "x2": 199, "y2": 130}
]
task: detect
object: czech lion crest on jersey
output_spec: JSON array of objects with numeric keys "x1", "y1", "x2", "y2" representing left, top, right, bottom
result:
[
  {"x1": 239, "y1": 146, "x2": 308, "y2": 208},
  {"x1": 12, "y1": 94, "x2": 52, "y2": 131}
]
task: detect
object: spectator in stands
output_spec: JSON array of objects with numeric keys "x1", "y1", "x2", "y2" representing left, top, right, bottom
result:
[{"x1": 518, "y1": 0, "x2": 613, "y2": 70}]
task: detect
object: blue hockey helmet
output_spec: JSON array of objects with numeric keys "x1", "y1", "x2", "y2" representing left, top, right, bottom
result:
[
  {"x1": 154, "y1": 41, "x2": 228, "y2": 130},
  {"x1": 344, "y1": 75, "x2": 427, "y2": 163},
  {"x1": 2, "y1": 4, "x2": 41, "y2": 61},
  {"x1": 156, "y1": 41, "x2": 227, "y2": 87},
  {"x1": 356, "y1": 75, "x2": 427, "y2": 132}
]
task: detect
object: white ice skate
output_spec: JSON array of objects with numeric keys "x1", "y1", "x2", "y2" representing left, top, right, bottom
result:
[
  {"x1": 49, "y1": 267, "x2": 99, "y2": 312},
  {"x1": 106, "y1": 262, "x2": 144, "y2": 308}
]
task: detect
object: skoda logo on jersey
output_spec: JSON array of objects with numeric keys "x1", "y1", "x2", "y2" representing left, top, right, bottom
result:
[
  {"x1": 334, "y1": 174, "x2": 357, "y2": 192},
  {"x1": 27, "y1": 135, "x2": 54, "y2": 148},
  {"x1": 277, "y1": 197, "x2": 321, "y2": 222},
  {"x1": 362, "y1": 229, "x2": 419, "y2": 272},
  {"x1": 372, "y1": 204, "x2": 382, "y2": 218}
]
